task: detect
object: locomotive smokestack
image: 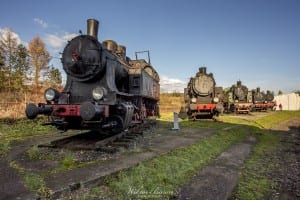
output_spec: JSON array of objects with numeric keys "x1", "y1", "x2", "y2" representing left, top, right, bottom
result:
[
  {"x1": 87, "y1": 19, "x2": 99, "y2": 39},
  {"x1": 199, "y1": 67, "x2": 206, "y2": 74}
]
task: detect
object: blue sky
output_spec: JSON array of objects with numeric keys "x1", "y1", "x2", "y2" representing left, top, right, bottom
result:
[{"x1": 1, "y1": 0, "x2": 299, "y2": 93}]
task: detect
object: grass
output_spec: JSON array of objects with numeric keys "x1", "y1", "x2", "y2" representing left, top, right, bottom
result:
[
  {"x1": 79, "y1": 111, "x2": 300, "y2": 200},
  {"x1": 231, "y1": 131, "x2": 281, "y2": 199},
  {"x1": 0, "y1": 117, "x2": 53, "y2": 155},
  {"x1": 85, "y1": 125, "x2": 249, "y2": 199},
  {"x1": 23, "y1": 173, "x2": 49, "y2": 197},
  {"x1": 231, "y1": 111, "x2": 300, "y2": 199},
  {"x1": 9, "y1": 161, "x2": 50, "y2": 197},
  {"x1": 0, "y1": 117, "x2": 55, "y2": 198},
  {"x1": 254, "y1": 110, "x2": 300, "y2": 129},
  {"x1": 59, "y1": 152, "x2": 78, "y2": 170}
]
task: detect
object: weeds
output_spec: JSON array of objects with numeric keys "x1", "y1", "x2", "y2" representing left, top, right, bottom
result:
[
  {"x1": 0, "y1": 117, "x2": 52, "y2": 155},
  {"x1": 9, "y1": 161, "x2": 50, "y2": 198},
  {"x1": 231, "y1": 132, "x2": 281, "y2": 199},
  {"x1": 60, "y1": 153, "x2": 77, "y2": 170},
  {"x1": 230, "y1": 111, "x2": 300, "y2": 199}
]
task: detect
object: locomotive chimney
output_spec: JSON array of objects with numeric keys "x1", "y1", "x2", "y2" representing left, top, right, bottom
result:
[
  {"x1": 199, "y1": 67, "x2": 206, "y2": 74},
  {"x1": 87, "y1": 19, "x2": 99, "y2": 39}
]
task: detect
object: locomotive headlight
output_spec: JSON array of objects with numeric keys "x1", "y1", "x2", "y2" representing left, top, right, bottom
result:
[
  {"x1": 92, "y1": 87, "x2": 105, "y2": 100},
  {"x1": 213, "y1": 97, "x2": 219, "y2": 103},
  {"x1": 45, "y1": 88, "x2": 60, "y2": 101},
  {"x1": 191, "y1": 97, "x2": 197, "y2": 103}
]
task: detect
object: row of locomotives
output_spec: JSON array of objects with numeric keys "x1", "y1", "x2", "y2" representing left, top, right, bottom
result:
[
  {"x1": 25, "y1": 19, "x2": 159, "y2": 133},
  {"x1": 223, "y1": 80, "x2": 253, "y2": 114},
  {"x1": 182, "y1": 67, "x2": 224, "y2": 120},
  {"x1": 251, "y1": 88, "x2": 276, "y2": 111}
]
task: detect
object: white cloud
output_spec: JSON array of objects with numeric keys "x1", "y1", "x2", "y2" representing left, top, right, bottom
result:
[
  {"x1": 63, "y1": 33, "x2": 78, "y2": 41},
  {"x1": 0, "y1": 27, "x2": 22, "y2": 45},
  {"x1": 33, "y1": 18, "x2": 48, "y2": 28},
  {"x1": 160, "y1": 75, "x2": 186, "y2": 93},
  {"x1": 45, "y1": 32, "x2": 78, "y2": 51}
]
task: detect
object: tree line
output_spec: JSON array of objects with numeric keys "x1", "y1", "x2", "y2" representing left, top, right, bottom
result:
[{"x1": 0, "y1": 28, "x2": 62, "y2": 95}]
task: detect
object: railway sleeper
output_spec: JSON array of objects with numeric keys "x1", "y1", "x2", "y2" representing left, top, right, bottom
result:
[{"x1": 111, "y1": 142, "x2": 133, "y2": 148}]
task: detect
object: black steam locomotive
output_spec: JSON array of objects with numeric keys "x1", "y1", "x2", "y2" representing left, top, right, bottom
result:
[
  {"x1": 183, "y1": 67, "x2": 223, "y2": 119},
  {"x1": 251, "y1": 88, "x2": 276, "y2": 111},
  {"x1": 25, "y1": 19, "x2": 160, "y2": 132},
  {"x1": 223, "y1": 80, "x2": 252, "y2": 113}
]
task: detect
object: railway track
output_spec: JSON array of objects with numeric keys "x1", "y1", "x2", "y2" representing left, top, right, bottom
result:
[{"x1": 38, "y1": 119, "x2": 156, "y2": 152}]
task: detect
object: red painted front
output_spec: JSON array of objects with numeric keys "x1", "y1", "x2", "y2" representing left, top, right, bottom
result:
[
  {"x1": 254, "y1": 103, "x2": 268, "y2": 109},
  {"x1": 267, "y1": 102, "x2": 276, "y2": 108},
  {"x1": 52, "y1": 104, "x2": 81, "y2": 117},
  {"x1": 196, "y1": 103, "x2": 216, "y2": 111}
]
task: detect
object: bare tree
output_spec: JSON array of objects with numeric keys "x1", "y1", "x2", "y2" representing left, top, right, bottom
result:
[{"x1": 28, "y1": 36, "x2": 50, "y2": 94}]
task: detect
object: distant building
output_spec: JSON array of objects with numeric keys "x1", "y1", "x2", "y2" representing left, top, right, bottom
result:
[{"x1": 274, "y1": 93, "x2": 300, "y2": 110}]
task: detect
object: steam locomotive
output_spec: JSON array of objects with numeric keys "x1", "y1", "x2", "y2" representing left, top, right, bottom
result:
[
  {"x1": 251, "y1": 88, "x2": 276, "y2": 111},
  {"x1": 183, "y1": 67, "x2": 223, "y2": 119},
  {"x1": 25, "y1": 19, "x2": 160, "y2": 132},
  {"x1": 223, "y1": 81, "x2": 253, "y2": 113}
]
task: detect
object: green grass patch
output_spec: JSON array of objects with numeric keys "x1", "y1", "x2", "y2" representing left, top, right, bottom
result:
[
  {"x1": 88, "y1": 126, "x2": 249, "y2": 199},
  {"x1": 218, "y1": 115, "x2": 254, "y2": 125},
  {"x1": 230, "y1": 111, "x2": 300, "y2": 199},
  {"x1": 9, "y1": 161, "x2": 50, "y2": 197},
  {"x1": 0, "y1": 117, "x2": 53, "y2": 155},
  {"x1": 231, "y1": 132, "x2": 281, "y2": 199},
  {"x1": 180, "y1": 119, "x2": 232, "y2": 130},
  {"x1": 254, "y1": 111, "x2": 300, "y2": 129},
  {"x1": 59, "y1": 153, "x2": 78, "y2": 170}
]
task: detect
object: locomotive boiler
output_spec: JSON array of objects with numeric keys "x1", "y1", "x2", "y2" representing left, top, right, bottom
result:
[
  {"x1": 25, "y1": 19, "x2": 160, "y2": 132},
  {"x1": 224, "y1": 80, "x2": 252, "y2": 113},
  {"x1": 183, "y1": 67, "x2": 223, "y2": 119}
]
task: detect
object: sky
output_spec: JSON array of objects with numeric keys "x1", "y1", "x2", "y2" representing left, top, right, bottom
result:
[{"x1": 1, "y1": 0, "x2": 299, "y2": 93}]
